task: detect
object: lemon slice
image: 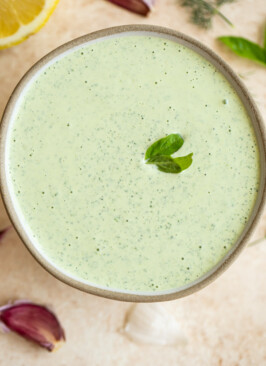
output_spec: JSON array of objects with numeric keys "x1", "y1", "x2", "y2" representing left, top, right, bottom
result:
[{"x1": 0, "y1": 0, "x2": 59, "y2": 49}]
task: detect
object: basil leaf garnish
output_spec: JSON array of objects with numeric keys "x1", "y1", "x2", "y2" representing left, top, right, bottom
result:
[
  {"x1": 145, "y1": 134, "x2": 184, "y2": 160},
  {"x1": 145, "y1": 135, "x2": 193, "y2": 174},
  {"x1": 218, "y1": 36, "x2": 266, "y2": 66},
  {"x1": 173, "y1": 153, "x2": 193, "y2": 171},
  {"x1": 146, "y1": 155, "x2": 182, "y2": 174}
]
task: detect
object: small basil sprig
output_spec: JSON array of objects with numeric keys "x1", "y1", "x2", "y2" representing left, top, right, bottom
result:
[
  {"x1": 218, "y1": 27, "x2": 266, "y2": 67},
  {"x1": 174, "y1": 153, "x2": 193, "y2": 170},
  {"x1": 145, "y1": 133, "x2": 184, "y2": 160},
  {"x1": 147, "y1": 156, "x2": 182, "y2": 174},
  {"x1": 145, "y1": 134, "x2": 193, "y2": 174}
]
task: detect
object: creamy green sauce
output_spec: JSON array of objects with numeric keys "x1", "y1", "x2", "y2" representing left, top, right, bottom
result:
[{"x1": 7, "y1": 35, "x2": 260, "y2": 292}]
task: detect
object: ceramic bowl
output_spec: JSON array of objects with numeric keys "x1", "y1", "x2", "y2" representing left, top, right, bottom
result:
[{"x1": 0, "y1": 25, "x2": 265, "y2": 302}]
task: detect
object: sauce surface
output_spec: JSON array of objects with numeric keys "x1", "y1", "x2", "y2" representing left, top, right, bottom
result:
[{"x1": 7, "y1": 35, "x2": 260, "y2": 292}]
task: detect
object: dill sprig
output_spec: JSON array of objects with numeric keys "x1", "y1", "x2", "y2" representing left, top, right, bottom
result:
[{"x1": 181, "y1": 0, "x2": 235, "y2": 29}]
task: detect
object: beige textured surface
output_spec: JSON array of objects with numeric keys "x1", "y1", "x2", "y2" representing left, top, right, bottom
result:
[{"x1": 0, "y1": 0, "x2": 265, "y2": 365}]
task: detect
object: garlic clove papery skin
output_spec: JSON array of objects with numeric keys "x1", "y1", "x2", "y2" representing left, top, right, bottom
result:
[
  {"x1": 122, "y1": 303, "x2": 187, "y2": 346},
  {"x1": 0, "y1": 226, "x2": 11, "y2": 242},
  {"x1": 106, "y1": 0, "x2": 155, "y2": 16},
  {"x1": 0, "y1": 301, "x2": 65, "y2": 351}
]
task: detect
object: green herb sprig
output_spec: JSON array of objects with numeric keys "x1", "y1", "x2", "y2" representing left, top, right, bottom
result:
[
  {"x1": 218, "y1": 27, "x2": 266, "y2": 67},
  {"x1": 181, "y1": 0, "x2": 235, "y2": 29},
  {"x1": 145, "y1": 134, "x2": 193, "y2": 174}
]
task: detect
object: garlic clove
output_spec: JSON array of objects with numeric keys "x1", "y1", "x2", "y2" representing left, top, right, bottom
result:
[
  {"x1": 0, "y1": 301, "x2": 65, "y2": 351},
  {"x1": 0, "y1": 226, "x2": 11, "y2": 242},
  {"x1": 106, "y1": 0, "x2": 155, "y2": 16},
  {"x1": 122, "y1": 303, "x2": 187, "y2": 346}
]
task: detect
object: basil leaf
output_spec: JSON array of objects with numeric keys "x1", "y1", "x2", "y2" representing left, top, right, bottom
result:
[
  {"x1": 218, "y1": 36, "x2": 266, "y2": 66},
  {"x1": 146, "y1": 155, "x2": 182, "y2": 174},
  {"x1": 145, "y1": 134, "x2": 184, "y2": 160},
  {"x1": 173, "y1": 153, "x2": 193, "y2": 171},
  {"x1": 264, "y1": 27, "x2": 266, "y2": 50}
]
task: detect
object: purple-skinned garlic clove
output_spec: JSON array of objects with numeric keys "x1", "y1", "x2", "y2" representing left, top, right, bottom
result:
[
  {"x1": 106, "y1": 0, "x2": 155, "y2": 16},
  {"x1": 0, "y1": 301, "x2": 65, "y2": 351},
  {"x1": 0, "y1": 226, "x2": 12, "y2": 242}
]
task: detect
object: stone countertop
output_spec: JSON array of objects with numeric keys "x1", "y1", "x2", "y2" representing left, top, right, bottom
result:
[{"x1": 0, "y1": 1, "x2": 265, "y2": 365}]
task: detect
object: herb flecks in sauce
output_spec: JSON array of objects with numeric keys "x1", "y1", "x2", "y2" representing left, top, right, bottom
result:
[{"x1": 8, "y1": 36, "x2": 260, "y2": 292}]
